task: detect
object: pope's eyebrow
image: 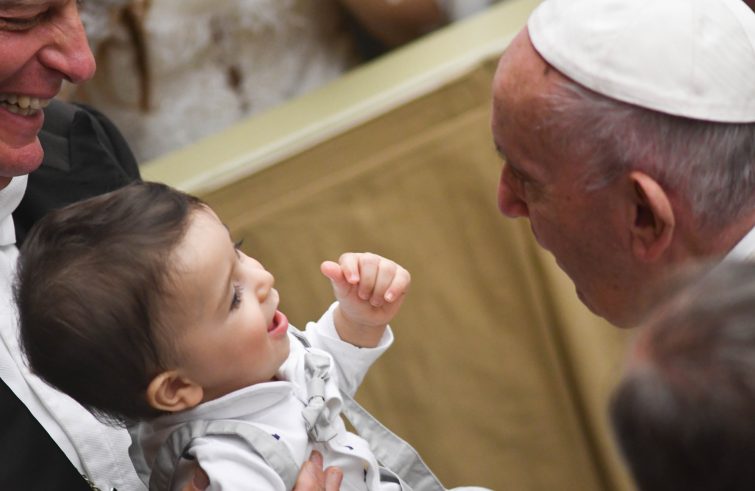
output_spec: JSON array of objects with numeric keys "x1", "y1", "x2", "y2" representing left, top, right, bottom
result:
[
  {"x1": 494, "y1": 144, "x2": 508, "y2": 161},
  {"x1": 495, "y1": 145, "x2": 536, "y2": 182}
]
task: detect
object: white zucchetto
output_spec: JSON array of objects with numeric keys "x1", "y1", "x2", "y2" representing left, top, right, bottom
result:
[{"x1": 528, "y1": 0, "x2": 755, "y2": 122}]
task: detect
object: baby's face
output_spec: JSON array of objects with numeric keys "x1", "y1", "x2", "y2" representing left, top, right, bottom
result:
[{"x1": 167, "y1": 207, "x2": 290, "y2": 402}]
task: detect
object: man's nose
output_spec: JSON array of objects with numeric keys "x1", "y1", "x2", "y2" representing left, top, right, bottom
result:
[
  {"x1": 37, "y1": 4, "x2": 97, "y2": 84},
  {"x1": 497, "y1": 167, "x2": 529, "y2": 218}
]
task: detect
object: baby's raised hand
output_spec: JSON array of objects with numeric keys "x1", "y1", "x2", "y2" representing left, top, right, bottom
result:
[{"x1": 321, "y1": 253, "x2": 410, "y2": 347}]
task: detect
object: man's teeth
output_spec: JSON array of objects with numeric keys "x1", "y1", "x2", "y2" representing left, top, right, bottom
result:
[{"x1": 0, "y1": 94, "x2": 51, "y2": 115}]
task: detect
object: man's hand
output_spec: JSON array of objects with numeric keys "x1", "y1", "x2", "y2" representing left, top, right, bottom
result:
[
  {"x1": 294, "y1": 451, "x2": 344, "y2": 490},
  {"x1": 321, "y1": 252, "x2": 411, "y2": 347},
  {"x1": 181, "y1": 466, "x2": 209, "y2": 491},
  {"x1": 180, "y1": 452, "x2": 342, "y2": 490}
]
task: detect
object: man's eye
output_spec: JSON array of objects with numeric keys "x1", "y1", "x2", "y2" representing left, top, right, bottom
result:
[
  {"x1": 0, "y1": 14, "x2": 44, "y2": 31},
  {"x1": 505, "y1": 165, "x2": 524, "y2": 184}
]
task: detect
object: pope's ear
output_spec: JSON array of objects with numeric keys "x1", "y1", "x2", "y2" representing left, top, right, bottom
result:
[
  {"x1": 146, "y1": 370, "x2": 203, "y2": 413},
  {"x1": 628, "y1": 171, "x2": 674, "y2": 261}
]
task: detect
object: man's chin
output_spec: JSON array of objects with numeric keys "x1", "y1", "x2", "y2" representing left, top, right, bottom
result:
[
  {"x1": 604, "y1": 312, "x2": 641, "y2": 329},
  {"x1": 0, "y1": 140, "x2": 44, "y2": 184},
  {"x1": 576, "y1": 289, "x2": 641, "y2": 329}
]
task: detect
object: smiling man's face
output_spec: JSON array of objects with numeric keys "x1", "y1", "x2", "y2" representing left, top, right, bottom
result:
[{"x1": 0, "y1": 0, "x2": 95, "y2": 187}]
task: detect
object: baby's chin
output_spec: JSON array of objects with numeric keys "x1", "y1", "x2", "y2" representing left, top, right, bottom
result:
[{"x1": 272, "y1": 338, "x2": 293, "y2": 379}]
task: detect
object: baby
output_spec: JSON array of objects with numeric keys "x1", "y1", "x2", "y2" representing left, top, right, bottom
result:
[{"x1": 15, "y1": 181, "x2": 415, "y2": 490}]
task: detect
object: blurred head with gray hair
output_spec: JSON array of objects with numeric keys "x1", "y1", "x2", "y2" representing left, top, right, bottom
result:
[{"x1": 611, "y1": 261, "x2": 755, "y2": 490}]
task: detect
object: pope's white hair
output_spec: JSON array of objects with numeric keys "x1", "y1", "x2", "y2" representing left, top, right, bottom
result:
[{"x1": 544, "y1": 78, "x2": 755, "y2": 229}]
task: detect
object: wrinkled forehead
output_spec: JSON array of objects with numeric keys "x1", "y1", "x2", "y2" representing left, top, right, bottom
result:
[
  {"x1": 494, "y1": 29, "x2": 557, "y2": 99},
  {"x1": 493, "y1": 29, "x2": 569, "y2": 125},
  {"x1": 494, "y1": 31, "x2": 529, "y2": 86}
]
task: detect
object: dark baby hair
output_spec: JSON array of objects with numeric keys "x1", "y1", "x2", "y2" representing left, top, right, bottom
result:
[{"x1": 15, "y1": 181, "x2": 204, "y2": 426}]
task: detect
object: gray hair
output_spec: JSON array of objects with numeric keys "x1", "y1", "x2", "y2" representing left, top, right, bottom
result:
[
  {"x1": 544, "y1": 79, "x2": 755, "y2": 229},
  {"x1": 610, "y1": 261, "x2": 755, "y2": 491}
]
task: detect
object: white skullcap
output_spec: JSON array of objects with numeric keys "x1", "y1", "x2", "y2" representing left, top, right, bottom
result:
[{"x1": 528, "y1": 0, "x2": 755, "y2": 123}]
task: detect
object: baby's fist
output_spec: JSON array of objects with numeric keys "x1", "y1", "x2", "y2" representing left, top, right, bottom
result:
[{"x1": 321, "y1": 252, "x2": 410, "y2": 329}]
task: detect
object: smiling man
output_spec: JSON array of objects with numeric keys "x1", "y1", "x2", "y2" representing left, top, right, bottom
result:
[
  {"x1": 491, "y1": 0, "x2": 755, "y2": 327},
  {"x1": 0, "y1": 0, "x2": 93, "y2": 179},
  {"x1": 0, "y1": 1, "x2": 147, "y2": 489}
]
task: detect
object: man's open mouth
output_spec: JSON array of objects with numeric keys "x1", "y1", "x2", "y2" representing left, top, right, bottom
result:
[{"x1": 0, "y1": 94, "x2": 50, "y2": 116}]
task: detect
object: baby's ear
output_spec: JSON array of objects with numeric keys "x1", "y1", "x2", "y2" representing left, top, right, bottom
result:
[{"x1": 146, "y1": 370, "x2": 203, "y2": 412}]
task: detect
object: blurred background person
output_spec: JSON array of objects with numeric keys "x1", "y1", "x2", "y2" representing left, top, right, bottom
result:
[
  {"x1": 74, "y1": 0, "x2": 359, "y2": 162},
  {"x1": 71, "y1": 0, "x2": 501, "y2": 162},
  {"x1": 611, "y1": 261, "x2": 755, "y2": 491},
  {"x1": 340, "y1": 0, "x2": 502, "y2": 57}
]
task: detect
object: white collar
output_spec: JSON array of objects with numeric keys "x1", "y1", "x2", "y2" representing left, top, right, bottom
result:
[
  {"x1": 0, "y1": 176, "x2": 27, "y2": 247},
  {"x1": 723, "y1": 224, "x2": 755, "y2": 262}
]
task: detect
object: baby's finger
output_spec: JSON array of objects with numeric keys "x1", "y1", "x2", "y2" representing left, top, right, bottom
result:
[
  {"x1": 370, "y1": 260, "x2": 397, "y2": 307},
  {"x1": 320, "y1": 261, "x2": 351, "y2": 299},
  {"x1": 338, "y1": 253, "x2": 360, "y2": 284},
  {"x1": 357, "y1": 253, "x2": 379, "y2": 301},
  {"x1": 385, "y1": 266, "x2": 411, "y2": 303}
]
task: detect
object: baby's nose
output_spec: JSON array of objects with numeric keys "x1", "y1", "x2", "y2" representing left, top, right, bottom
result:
[{"x1": 253, "y1": 269, "x2": 275, "y2": 301}]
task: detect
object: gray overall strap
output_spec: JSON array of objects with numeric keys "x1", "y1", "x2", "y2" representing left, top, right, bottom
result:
[
  {"x1": 288, "y1": 328, "x2": 446, "y2": 491},
  {"x1": 149, "y1": 419, "x2": 299, "y2": 491},
  {"x1": 340, "y1": 390, "x2": 446, "y2": 491}
]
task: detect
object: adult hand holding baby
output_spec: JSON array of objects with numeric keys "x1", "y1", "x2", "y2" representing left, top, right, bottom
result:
[{"x1": 181, "y1": 451, "x2": 343, "y2": 491}]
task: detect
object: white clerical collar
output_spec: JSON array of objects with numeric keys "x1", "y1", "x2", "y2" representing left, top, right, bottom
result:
[
  {"x1": 0, "y1": 175, "x2": 28, "y2": 247},
  {"x1": 723, "y1": 224, "x2": 755, "y2": 262}
]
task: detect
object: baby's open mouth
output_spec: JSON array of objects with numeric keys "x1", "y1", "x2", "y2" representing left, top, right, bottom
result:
[
  {"x1": 268, "y1": 311, "x2": 282, "y2": 332},
  {"x1": 267, "y1": 310, "x2": 289, "y2": 336}
]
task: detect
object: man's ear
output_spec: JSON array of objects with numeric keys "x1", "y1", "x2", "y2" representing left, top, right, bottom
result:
[
  {"x1": 146, "y1": 370, "x2": 203, "y2": 413},
  {"x1": 628, "y1": 171, "x2": 674, "y2": 261}
]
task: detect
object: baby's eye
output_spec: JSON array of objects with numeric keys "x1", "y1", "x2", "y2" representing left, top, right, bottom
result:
[{"x1": 230, "y1": 284, "x2": 243, "y2": 311}]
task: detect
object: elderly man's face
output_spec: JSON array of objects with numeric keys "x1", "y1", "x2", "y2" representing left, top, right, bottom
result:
[
  {"x1": 0, "y1": 0, "x2": 95, "y2": 185},
  {"x1": 491, "y1": 29, "x2": 651, "y2": 327}
]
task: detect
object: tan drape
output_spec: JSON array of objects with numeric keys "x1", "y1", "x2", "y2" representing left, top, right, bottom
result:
[{"x1": 144, "y1": 2, "x2": 635, "y2": 489}]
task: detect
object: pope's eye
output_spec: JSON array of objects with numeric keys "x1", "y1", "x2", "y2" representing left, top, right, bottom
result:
[
  {"x1": 0, "y1": 15, "x2": 41, "y2": 30},
  {"x1": 0, "y1": 6, "x2": 51, "y2": 31}
]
